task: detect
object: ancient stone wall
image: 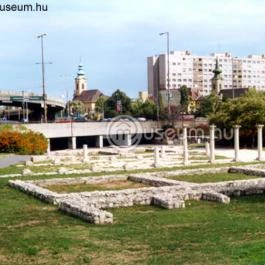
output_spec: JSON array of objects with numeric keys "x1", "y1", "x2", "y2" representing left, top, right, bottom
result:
[{"x1": 8, "y1": 167, "x2": 265, "y2": 225}]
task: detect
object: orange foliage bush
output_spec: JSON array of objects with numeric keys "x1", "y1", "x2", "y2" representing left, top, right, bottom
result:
[{"x1": 0, "y1": 129, "x2": 47, "y2": 155}]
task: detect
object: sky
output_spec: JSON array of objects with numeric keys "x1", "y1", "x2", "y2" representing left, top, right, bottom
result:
[{"x1": 0, "y1": 0, "x2": 265, "y2": 100}]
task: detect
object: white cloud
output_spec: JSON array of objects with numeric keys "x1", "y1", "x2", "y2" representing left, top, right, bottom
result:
[{"x1": 0, "y1": 0, "x2": 264, "y2": 96}]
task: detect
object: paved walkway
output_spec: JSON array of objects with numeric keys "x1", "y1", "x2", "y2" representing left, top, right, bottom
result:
[
  {"x1": 214, "y1": 148, "x2": 259, "y2": 162},
  {"x1": 0, "y1": 155, "x2": 30, "y2": 168}
]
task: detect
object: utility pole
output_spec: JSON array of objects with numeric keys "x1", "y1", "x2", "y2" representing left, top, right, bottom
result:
[
  {"x1": 22, "y1": 90, "x2": 25, "y2": 121},
  {"x1": 37, "y1": 33, "x2": 50, "y2": 123}
]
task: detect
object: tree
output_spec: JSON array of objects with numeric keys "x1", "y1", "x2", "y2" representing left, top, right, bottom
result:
[
  {"x1": 69, "y1": 100, "x2": 85, "y2": 116},
  {"x1": 196, "y1": 93, "x2": 222, "y2": 117},
  {"x1": 131, "y1": 99, "x2": 157, "y2": 120},
  {"x1": 104, "y1": 89, "x2": 131, "y2": 117},
  {"x1": 95, "y1": 96, "x2": 108, "y2": 119},
  {"x1": 209, "y1": 89, "x2": 265, "y2": 129},
  {"x1": 180, "y1": 85, "x2": 189, "y2": 113},
  {"x1": 209, "y1": 89, "x2": 265, "y2": 145},
  {"x1": 95, "y1": 96, "x2": 106, "y2": 113}
]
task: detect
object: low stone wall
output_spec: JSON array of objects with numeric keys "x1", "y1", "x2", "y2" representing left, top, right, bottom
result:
[
  {"x1": 33, "y1": 175, "x2": 128, "y2": 187},
  {"x1": 201, "y1": 178, "x2": 265, "y2": 197},
  {"x1": 201, "y1": 191, "x2": 230, "y2": 204},
  {"x1": 128, "y1": 175, "x2": 190, "y2": 187},
  {"x1": 152, "y1": 196, "x2": 186, "y2": 209},
  {"x1": 229, "y1": 166, "x2": 265, "y2": 177},
  {"x1": 59, "y1": 200, "x2": 113, "y2": 224},
  {"x1": 9, "y1": 180, "x2": 62, "y2": 204},
  {"x1": 8, "y1": 169, "x2": 265, "y2": 225}
]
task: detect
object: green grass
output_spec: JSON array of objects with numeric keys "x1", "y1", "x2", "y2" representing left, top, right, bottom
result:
[
  {"x1": 167, "y1": 172, "x2": 259, "y2": 183},
  {"x1": 0, "y1": 164, "x2": 23, "y2": 175},
  {"x1": 1, "y1": 174, "x2": 265, "y2": 264}
]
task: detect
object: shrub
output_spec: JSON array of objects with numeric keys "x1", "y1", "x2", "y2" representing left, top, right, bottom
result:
[{"x1": 0, "y1": 127, "x2": 47, "y2": 155}]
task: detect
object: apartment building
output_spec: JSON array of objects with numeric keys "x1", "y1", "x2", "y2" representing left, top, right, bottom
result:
[
  {"x1": 147, "y1": 51, "x2": 265, "y2": 98},
  {"x1": 147, "y1": 51, "x2": 193, "y2": 98},
  {"x1": 233, "y1": 55, "x2": 265, "y2": 90},
  {"x1": 193, "y1": 53, "x2": 233, "y2": 95}
]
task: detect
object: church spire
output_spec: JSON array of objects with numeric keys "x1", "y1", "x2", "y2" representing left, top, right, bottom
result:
[
  {"x1": 77, "y1": 63, "x2": 85, "y2": 77},
  {"x1": 75, "y1": 62, "x2": 87, "y2": 96},
  {"x1": 211, "y1": 58, "x2": 223, "y2": 94}
]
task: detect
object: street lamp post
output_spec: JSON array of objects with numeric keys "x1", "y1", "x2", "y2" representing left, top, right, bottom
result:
[
  {"x1": 37, "y1": 33, "x2": 47, "y2": 123},
  {"x1": 159, "y1": 32, "x2": 171, "y2": 121},
  {"x1": 232, "y1": 75, "x2": 238, "y2": 99}
]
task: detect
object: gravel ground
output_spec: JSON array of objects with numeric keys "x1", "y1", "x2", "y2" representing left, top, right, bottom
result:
[{"x1": 0, "y1": 154, "x2": 30, "y2": 168}]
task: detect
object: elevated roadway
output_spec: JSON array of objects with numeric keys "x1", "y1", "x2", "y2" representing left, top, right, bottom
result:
[{"x1": 0, "y1": 90, "x2": 64, "y2": 121}]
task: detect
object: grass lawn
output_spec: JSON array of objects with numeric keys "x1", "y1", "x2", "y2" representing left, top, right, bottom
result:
[
  {"x1": 167, "y1": 172, "x2": 260, "y2": 183},
  {"x1": 1, "y1": 170, "x2": 265, "y2": 264}
]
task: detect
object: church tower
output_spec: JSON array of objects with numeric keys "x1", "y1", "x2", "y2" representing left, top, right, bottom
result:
[
  {"x1": 75, "y1": 63, "x2": 87, "y2": 96},
  {"x1": 211, "y1": 58, "x2": 223, "y2": 94}
]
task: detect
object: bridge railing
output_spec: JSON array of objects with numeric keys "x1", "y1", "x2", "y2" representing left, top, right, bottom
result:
[{"x1": 0, "y1": 90, "x2": 65, "y2": 106}]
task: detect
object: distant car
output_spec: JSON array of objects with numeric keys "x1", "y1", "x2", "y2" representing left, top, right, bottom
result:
[
  {"x1": 137, "y1": 117, "x2": 146, "y2": 121},
  {"x1": 73, "y1": 116, "x2": 88, "y2": 122}
]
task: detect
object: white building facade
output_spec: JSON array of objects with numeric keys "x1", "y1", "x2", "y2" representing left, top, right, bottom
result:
[{"x1": 147, "y1": 51, "x2": 265, "y2": 98}]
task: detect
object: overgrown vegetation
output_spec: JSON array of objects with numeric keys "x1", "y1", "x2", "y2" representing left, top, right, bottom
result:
[{"x1": 0, "y1": 125, "x2": 47, "y2": 155}]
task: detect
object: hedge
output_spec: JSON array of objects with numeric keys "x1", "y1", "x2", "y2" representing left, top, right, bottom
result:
[{"x1": 0, "y1": 127, "x2": 47, "y2": 155}]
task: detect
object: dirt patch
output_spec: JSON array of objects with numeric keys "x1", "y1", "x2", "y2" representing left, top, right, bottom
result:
[{"x1": 46, "y1": 180, "x2": 150, "y2": 193}]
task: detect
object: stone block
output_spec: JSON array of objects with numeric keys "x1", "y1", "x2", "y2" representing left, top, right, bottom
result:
[
  {"x1": 53, "y1": 157, "x2": 61, "y2": 165},
  {"x1": 57, "y1": 167, "x2": 68, "y2": 174},
  {"x1": 59, "y1": 200, "x2": 113, "y2": 224},
  {"x1": 152, "y1": 196, "x2": 185, "y2": 209},
  {"x1": 201, "y1": 191, "x2": 230, "y2": 204},
  {"x1": 22, "y1": 168, "x2": 33, "y2": 176}
]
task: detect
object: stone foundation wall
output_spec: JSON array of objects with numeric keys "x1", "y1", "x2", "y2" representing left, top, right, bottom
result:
[
  {"x1": 229, "y1": 166, "x2": 265, "y2": 177},
  {"x1": 200, "y1": 178, "x2": 265, "y2": 197},
  {"x1": 33, "y1": 175, "x2": 128, "y2": 187},
  {"x1": 59, "y1": 200, "x2": 113, "y2": 224},
  {"x1": 8, "y1": 167, "x2": 265, "y2": 225},
  {"x1": 9, "y1": 180, "x2": 62, "y2": 204}
]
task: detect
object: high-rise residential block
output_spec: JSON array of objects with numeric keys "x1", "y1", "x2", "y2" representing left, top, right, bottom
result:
[{"x1": 147, "y1": 51, "x2": 265, "y2": 98}]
